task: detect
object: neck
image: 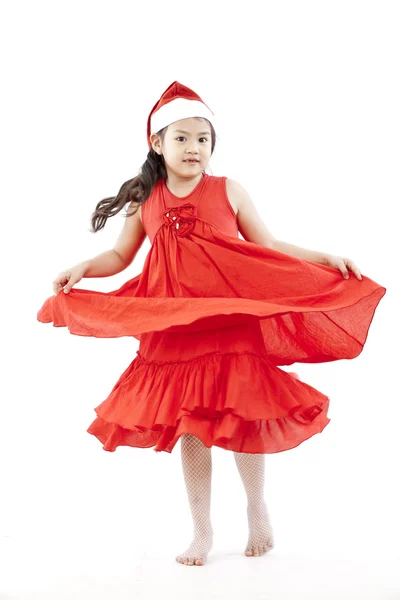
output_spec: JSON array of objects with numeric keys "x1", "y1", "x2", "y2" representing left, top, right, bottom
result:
[{"x1": 165, "y1": 171, "x2": 205, "y2": 197}]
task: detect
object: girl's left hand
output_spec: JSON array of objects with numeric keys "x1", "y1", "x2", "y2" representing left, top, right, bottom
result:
[{"x1": 324, "y1": 254, "x2": 363, "y2": 281}]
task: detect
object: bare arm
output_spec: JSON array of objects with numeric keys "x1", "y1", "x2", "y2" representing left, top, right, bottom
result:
[
  {"x1": 80, "y1": 250, "x2": 128, "y2": 278},
  {"x1": 227, "y1": 178, "x2": 328, "y2": 265},
  {"x1": 226, "y1": 178, "x2": 276, "y2": 248},
  {"x1": 271, "y1": 240, "x2": 328, "y2": 265},
  {"x1": 81, "y1": 202, "x2": 147, "y2": 277}
]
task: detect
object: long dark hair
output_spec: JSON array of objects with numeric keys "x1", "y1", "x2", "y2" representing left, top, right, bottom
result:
[{"x1": 90, "y1": 117, "x2": 216, "y2": 233}]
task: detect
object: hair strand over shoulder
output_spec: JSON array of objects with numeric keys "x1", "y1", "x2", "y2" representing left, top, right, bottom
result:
[{"x1": 90, "y1": 118, "x2": 216, "y2": 233}]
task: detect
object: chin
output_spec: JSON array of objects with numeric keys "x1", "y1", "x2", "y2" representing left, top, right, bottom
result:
[{"x1": 180, "y1": 166, "x2": 202, "y2": 174}]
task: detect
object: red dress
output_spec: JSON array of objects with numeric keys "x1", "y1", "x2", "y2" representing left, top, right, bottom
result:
[{"x1": 37, "y1": 173, "x2": 386, "y2": 454}]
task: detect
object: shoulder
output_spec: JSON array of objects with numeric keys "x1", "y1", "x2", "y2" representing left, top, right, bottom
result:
[
  {"x1": 224, "y1": 178, "x2": 276, "y2": 248},
  {"x1": 136, "y1": 178, "x2": 162, "y2": 224},
  {"x1": 225, "y1": 178, "x2": 252, "y2": 215}
]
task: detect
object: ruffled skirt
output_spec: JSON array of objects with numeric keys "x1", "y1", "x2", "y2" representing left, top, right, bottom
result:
[{"x1": 87, "y1": 317, "x2": 330, "y2": 453}]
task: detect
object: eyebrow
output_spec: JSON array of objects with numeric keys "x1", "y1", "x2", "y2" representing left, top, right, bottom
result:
[{"x1": 173, "y1": 129, "x2": 211, "y2": 135}]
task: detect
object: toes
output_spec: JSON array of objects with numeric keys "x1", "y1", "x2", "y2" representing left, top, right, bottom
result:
[
  {"x1": 245, "y1": 547, "x2": 261, "y2": 556},
  {"x1": 176, "y1": 555, "x2": 205, "y2": 566},
  {"x1": 246, "y1": 541, "x2": 274, "y2": 556}
]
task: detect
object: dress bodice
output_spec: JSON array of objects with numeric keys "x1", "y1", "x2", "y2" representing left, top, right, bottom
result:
[{"x1": 141, "y1": 173, "x2": 239, "y2": 243}]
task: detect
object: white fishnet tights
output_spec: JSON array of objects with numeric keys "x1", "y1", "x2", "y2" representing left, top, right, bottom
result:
[
  {"x1": 176, "y1": 434, "x2": 214, "y2": 566},
  {"x1": 176, "y1": 434, "x2": 274, "y2": 566},
  {"x1": 234, "y1": 451, "x2": 275, "y2": 557}
]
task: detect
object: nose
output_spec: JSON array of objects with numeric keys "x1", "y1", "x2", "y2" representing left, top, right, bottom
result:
[{"x1": 185, "y1": 143, "x2": 200, "y2": 154}]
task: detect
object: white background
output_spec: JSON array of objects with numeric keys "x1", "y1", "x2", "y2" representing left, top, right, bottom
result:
[{"x1": 1, "y1": 1, "x2": 398, "y2": 598}]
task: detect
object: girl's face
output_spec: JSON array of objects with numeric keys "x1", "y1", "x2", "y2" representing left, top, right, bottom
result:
[{"x1": 152, "y1": 117, "x2": 212, "y2": 178}]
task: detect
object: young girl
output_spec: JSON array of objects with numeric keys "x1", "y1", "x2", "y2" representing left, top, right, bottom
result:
[{"x1": 37, "y1": 81, "x2": 386, "y2": 567}]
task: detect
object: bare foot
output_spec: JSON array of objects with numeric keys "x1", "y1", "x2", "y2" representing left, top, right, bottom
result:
[
  {"x1": 245, "y1": 502, "x2": 274, "y2": 557},
  {"x1": 176, "y1": 525, "x2": 214, "y2": 566}
]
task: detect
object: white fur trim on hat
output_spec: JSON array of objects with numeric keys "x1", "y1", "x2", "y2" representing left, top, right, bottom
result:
[{"x1": 150, "y1": 98, "x2": 215, "y2": 135}]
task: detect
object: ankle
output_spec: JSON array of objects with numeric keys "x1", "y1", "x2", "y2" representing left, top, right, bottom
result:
[
  {"x1": 247, "y1": 500, "x2": 266, "y2": 511},
  {"x1": 194, "y1": 522, "x2": 213, "y2": 533}
]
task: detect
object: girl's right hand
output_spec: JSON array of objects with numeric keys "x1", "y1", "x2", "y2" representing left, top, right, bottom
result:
[{"x1": 52, "y1": 262, "x2": 89, "y2": 295}]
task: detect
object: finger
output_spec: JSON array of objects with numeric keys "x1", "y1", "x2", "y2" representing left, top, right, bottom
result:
[
  {"x1": 351, "y1": 266, "x2": 363, "y2": 280},
  {"x1": 63, "y1": 279, "x2": 75, "y2": 293},
  {"x1": 338, "y1": 260, "x2": 349, "y2": 279},
  {"x1": 345, "y1": 260, "x2": 362, "y2": 281},
  {"x1": 52, "y1": 281, "x2": 64, "y2": 295},
  {"x1": 53, "y1": 275, "x2": 67, "y2": 286}
]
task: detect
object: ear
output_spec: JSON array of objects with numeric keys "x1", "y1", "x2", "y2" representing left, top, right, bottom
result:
[{"x1": 150, "y1": 133, "x2": 162, "y2": 155}]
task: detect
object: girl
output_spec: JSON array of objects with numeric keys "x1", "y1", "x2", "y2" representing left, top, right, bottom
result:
[{"x1": 37, "y1": 81, "x2": 386, "y2": 567}]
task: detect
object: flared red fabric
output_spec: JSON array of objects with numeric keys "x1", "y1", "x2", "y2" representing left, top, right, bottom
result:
[
  {"x1": 37, "y1": 174, "x2": 386, "y2": 454},
  {"x1": 86, "y1": 320, "x2": 330, "y2": 453}
]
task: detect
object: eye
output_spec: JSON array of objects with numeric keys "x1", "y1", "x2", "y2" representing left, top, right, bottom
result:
[{"x1": 176, "y1": 137, "x2": 209, "y2": 142}]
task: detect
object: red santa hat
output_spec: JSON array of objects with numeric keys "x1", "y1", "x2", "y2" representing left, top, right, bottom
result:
[{"x1": 147, "y1": 81, "x2": 216, "y2": 149}]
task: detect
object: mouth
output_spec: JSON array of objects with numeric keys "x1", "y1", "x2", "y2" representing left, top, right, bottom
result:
[{"x1": 183, "y1": 159, "x2": 200, "y2": 163}]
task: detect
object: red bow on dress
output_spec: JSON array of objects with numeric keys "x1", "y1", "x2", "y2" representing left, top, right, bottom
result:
[{"x1": 163, "y1": 203, "x2": 197, "y2": 237}]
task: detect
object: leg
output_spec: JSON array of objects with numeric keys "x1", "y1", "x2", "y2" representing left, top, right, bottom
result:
[
  {"x1": 176, "y1": 434, "x2": 214, "y2": 566},
  {"x1": 234, "y1": 451, "x2": 274, "y2": 556}
]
